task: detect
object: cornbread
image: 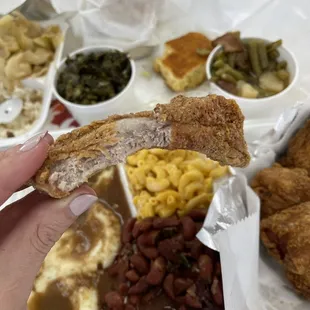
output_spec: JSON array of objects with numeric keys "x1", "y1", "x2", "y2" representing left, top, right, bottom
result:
[{"x1": 154, "y1": 32, "x2": 213, "y2": 91}]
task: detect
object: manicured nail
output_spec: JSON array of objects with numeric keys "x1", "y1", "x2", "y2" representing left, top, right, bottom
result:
[
  {"x1": 19, "y1": 131, "x2": 48, "y2": 152},
  {"x1": 69, "y1": 195, "x2": 98, "y2": 216}
]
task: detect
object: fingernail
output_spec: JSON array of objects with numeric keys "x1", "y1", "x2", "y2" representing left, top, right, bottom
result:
[
  {"x1": 19, "y1": 131, "x2": 48, "y2": 152},
  {"x1": 69, "y1": 195, "x2": 98, "y2": 217}
]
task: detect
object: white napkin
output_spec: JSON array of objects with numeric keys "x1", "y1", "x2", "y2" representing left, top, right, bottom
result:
[
  {"x1": 197, "y1": 174, "x2": 261, "y2": 310},
  {"x1": 44, "y1": 0, "x2": 186, "y2": 50},
  {"x1": 48, "y1": 0, "x2": 191, "y2": 50},
  {"x1": 0, "y1": 0, "x2": 26, "y2": 15}
]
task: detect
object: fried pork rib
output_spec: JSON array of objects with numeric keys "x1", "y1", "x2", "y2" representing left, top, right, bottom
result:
[
  {"x1": 251, "y1": 164, "x2": 310, "y2": 218},
  {"x1": 261, "y1": 202, "x2": 310, "y2": 299},
  {"x1": 33, "y1": 95, "x2": 250, "y2": 198}
]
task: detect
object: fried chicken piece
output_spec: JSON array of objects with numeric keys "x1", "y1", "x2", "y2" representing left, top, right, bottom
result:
[
  {"x1": 279, "y1": 119, "x2": 310, "y2": 174},
  {"x1": 251, "y1": 164, "x2": 310, "y2": 218},
  {"x1": 32, "y1": 95, "x2": 250, "y2": 198},
  {"x1": 261, "y1": 202, "x2": 310, "y2": 299}
]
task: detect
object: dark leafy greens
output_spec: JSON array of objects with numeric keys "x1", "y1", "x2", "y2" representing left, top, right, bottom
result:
[{"x1": 57, "y1": 50, "x2": 132, "y2": 105}]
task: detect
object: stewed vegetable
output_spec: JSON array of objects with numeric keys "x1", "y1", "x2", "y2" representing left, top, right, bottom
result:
[{"x1": 211, "y1": 32, "x2": 290, "y2": 99}]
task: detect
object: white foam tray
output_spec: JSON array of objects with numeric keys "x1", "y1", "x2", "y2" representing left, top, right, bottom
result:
[{"x1": 0, "y1": 21, "x2": 68, "y2": 149}]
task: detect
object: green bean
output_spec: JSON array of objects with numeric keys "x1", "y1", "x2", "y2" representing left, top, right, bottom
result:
[
  {"x1": 277, "y1": 69, "x2": 290, "y2": 81},
  {"x1": 248, "y1": 41, "x2": 262, "y2": 76},
  {"x1": 225, "y1": 66, "x2": 245, "y2": 80},
  {"x1": 215, "y1": 67, "x2": 227, "y2": 77},
  {"x1": 216, "y1": 51, "x2": 225, "y2": 60},
  {"x1": 228, "y1": 53, "x2": 236, "y2": 68},
  {"x1": 215, "y1": 51, "x2": 228, "y2": 62},
  {"x1": 267, "y1": 39, "x2": 282, "y2": 52},
  {"x1": 257, "y1": 41, "x2": 268, "y2": 69},
  {"x1": 213, "y1": 59, "x2": 225, "y2": 69},
  {"x1": 216, "y1": 64, "x2": 244, "y2": 80},
  {"x1": 268, "y1": 49, "x2": 280, "y2": 60},
  {"x1": 276, "y1": 60, "x2": 287, "y2": 70},
  {"x1": 221, "y1": 73, "x2": 237, "y2": 84}
]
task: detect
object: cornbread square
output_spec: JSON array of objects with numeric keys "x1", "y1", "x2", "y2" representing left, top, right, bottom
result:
[{"x1": 154, "y1": 32, "x2": 212, "y2": 91}]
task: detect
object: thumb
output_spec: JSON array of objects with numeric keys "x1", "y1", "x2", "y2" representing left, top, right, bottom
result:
[
  {"x1": 0, "y1": 185, "x2": 97, "y2": 308},
  {"x1": 22, "y1": 186, "x2": 98, "y2": 258}
]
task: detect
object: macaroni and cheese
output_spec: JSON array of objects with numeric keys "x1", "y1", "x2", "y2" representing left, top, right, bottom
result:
[{"x1": 126, "y1": 149, "x2": 229, "y2": 219}]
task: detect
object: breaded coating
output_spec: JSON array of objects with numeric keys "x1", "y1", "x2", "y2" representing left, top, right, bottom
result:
[
  {"x1": 32, "y1": 95, "x2": 250, "y2": 198},
  {"x1": 251, "y1": 164, "x2": 310, "y2": 218},
  {"x1": 261, "y1": 202, "x2": 310, "y2": 299},
  {"x1": 279, "y1": 119, "x2": 310, "y2": 174}
]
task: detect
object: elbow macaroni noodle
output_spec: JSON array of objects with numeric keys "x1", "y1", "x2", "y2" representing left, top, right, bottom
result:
[{"x1": 126, "y1": 149, "x2": 229, "y2": 219}]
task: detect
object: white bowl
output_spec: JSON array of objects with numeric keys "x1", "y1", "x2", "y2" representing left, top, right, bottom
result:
[
  {"x1": 53, "y1": 45, "x2": 136, "y2": 125},
  {"x1": 206, "y1": 38, "x2": 299, "y2": 104}
]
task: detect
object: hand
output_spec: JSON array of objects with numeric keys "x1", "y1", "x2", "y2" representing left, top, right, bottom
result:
[{"x1": 0, "y1": 132, "x2": 98, "y2": 310}]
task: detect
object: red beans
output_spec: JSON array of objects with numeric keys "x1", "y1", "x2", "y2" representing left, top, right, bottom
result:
[
  {"x1": 138, "y1": 230, "x2": 160, "y2": 246},
  {"x1": 198, "y1": 255, "x2": 213, "y2": 283},
  {"x1": 163, "y1": 273, "x2": 175, "y2": 300},
  {"x1": 211, "y1": 277, "x2": 224, "y2": 306},
  {"x1": 130, "y1": 254, "x2": 149, "y2": 275},
  {"x1": 104, "y1": 291, "x2": 123, "y2": 310},
  {"x1": 174, "y1": 278, "x2": 194, "y2": 296},
  {"x1": 122, "y1": 218, "x2": 136, "y2": 244},
  {"x1": 103, "y1": 211, "x2": 223, "y2": 310},
  {"x1": 138, "y1": 244, "x2": 159, "y2": 260},
  {"x1": 132, "y1": 218, "x2": 153, "y2": 238},
  {"x1": 181, "y1": 216, "x2": 197, "y2": 241},
  {"x1": 126, "y1": 270, "x2": 140, "y2": 283},
  {"x1": 146, "y1": 257, "x2": 167, "y2": 285},
  {"x1": 153, "y1": 215, "x2": 180, "y2": 229},
  {"x1": 128, "y1": 276, "x2": 149, "y2": 295}
]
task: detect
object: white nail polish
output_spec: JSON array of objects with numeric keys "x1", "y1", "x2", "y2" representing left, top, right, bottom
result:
[
  {"x1": 19, "y1": 131, "x2": 48, "y2": 152},
  {"x1": 69, "y1": 195, "x2": 98, "y2": 217}
]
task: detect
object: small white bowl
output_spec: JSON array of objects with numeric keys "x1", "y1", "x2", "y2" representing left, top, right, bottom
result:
[
  {"x1": 53, "y1": 45, "x2": 136, "y2": 125},
  {"x1": 206, "y1": 38, "x2": 299, "y2": 104}
]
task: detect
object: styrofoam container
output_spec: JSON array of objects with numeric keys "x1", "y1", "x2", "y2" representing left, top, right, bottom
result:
[
  {"x1": 0, "y1": 21, "x2": 68, "y2": 150},
  {"x1": 53, "y1": 45, "x2": 136, "y2": 126},
  {"x1": 206, "y1": 38, "x2": 299, "y2": 104}
]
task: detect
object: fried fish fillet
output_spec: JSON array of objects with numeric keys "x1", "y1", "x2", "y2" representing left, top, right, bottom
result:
[
  {"x1": 33, "y1": 95, "x2": 250, "y2": 198},
  {"x1": 279, "y1": 119, "x2": 310, "y2": 174},
  {"x1": 251, "y1": 164, "x2": 310, "y2": 218},
  {"x1": 261, "y1": 202, "x2": 310, "y2": 299}
]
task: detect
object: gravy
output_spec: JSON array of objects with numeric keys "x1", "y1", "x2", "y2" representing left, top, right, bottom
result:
[
  {"x1": 28, "y1": 168, "x2": 176, "y2": 310},
  {"x1": 28, "y1": 282, "x2": 73, "y2": 310},
  {"x1": 28, "y1": 168, "x2": 130, "y2": 310}
]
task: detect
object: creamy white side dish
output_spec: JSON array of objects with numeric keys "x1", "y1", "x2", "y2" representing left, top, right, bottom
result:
[{"x1": 0, "y1": 83, "x2": 42, "y2": 138}]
